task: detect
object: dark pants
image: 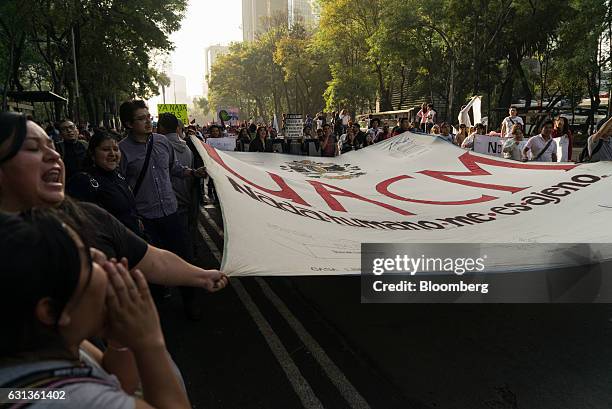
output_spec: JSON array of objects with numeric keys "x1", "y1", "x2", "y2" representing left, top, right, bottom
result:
[{"x1": 142, "y1": 212, "x2": 196, "y2": 305}]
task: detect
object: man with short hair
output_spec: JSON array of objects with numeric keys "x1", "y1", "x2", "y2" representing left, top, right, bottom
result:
[
  {"x1": 118, "y1": 100, "x2": 205, "y2": 317},
  {"x1": 586, "y1": 116, "x2": 612, "y2": 162},
  {"x1": 501, "y1": 107, "x2": 524, "y2": 139},
  {"x1": 522, "y1": 120, "x2": 557, "y2": 162},
  {"x1": 55, "y1": 119, "x2": 89, "y2": 181},
  {"x1": 392, "y1": 118, "x2": 411, "y2": 136}
]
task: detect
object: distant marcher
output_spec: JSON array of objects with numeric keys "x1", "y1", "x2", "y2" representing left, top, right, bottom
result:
[
  {"x1": 552, "y1": 116, "x2": 573, "y2": 162},
  {"x1": 249, "y1": 126, "x2": 272, "y2": 152},
  {"x1": 392, "y1": 118, "x2": 411, "y2": 136},
  {"x1": 500, "y1": 107, "x2": 524, "y2": 139},
  {"x1": 320, "y1": 123, "x2": 338, "y2": 157},
  {"x1": 416, "y1": 103, "x2": 428, "y2": 132},
  {"x1": 502, "y1": 124, "x2": 524, "y2": 161},
  {"x1": 454, "y1": 124, "x2": 469, "y2": 147},
  {"x1": 461, "y1": 123, "x2": 486, "y2": 149},
  {"x1": 56, "y1": 119, "x2": 89, "y2": 181},
  {"x1": 522, "y1": 120, "x2": 557, "y2": 162},
  {"x1": 438, "y1": 122, "x2": 453, "y2": 143},
  {"x1": 425, "y1": 103, "x2": 437, "y2": 133}
]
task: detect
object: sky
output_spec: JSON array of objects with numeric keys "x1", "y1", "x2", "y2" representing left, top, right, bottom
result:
[{"x1": 170, "y1": 0, "x2": 243, "y2": 97}]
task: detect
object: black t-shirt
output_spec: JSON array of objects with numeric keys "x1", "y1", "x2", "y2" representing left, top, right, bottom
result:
[
  {"x1": 57, "y1": 140, "x2": 89, "y2": 181},
  {"x1": 67, "y1": 168, "x2": 143, "y2": 236},
  {"x1": 78, "y1": 202, "x2": 148, "y2": 268}
]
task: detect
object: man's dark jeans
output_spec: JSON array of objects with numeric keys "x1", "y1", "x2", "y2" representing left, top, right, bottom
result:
[{"x1": 142, "y1": 211, "x2": 195, "y2": 305}]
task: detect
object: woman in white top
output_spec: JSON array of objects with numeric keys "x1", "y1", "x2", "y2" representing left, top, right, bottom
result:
[{"x1": 461, "y1": 123, "x2": 486, "y2": 149}]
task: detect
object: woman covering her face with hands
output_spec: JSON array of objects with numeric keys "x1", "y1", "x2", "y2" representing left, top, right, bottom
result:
[{"x1": 0, "y1": 209, "x2": 191, "y2": 408}]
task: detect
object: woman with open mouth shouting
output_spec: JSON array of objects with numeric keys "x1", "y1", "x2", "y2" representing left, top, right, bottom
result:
[{"x1": 0, "y1": 112, "x2": 228, "y2": 294}]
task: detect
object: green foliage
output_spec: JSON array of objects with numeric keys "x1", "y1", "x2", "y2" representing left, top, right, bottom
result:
[{"x1": 0, "y1": 0, "x2": 187, "y2": 122}]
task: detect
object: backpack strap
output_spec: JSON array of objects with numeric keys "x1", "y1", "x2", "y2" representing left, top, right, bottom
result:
[
  {"x1": 133, "y1": 135, "x2": 154, "y2": 197},
  {"x1": 591, "y1": 138, "x2": 604, "y2": 157},
  {"x1": 534, "y1": 138, "x2": 554, "y2": 161}
]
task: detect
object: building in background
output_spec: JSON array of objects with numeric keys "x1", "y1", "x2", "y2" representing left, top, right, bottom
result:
[
  {"x1": 169, "y1": 73, "x2": 188, "y2": 105},
  {"x1": 288, "y1": 0, "x2": 317, "y2": 28},
  {"x1": 203, "y1": 45, "x2": 230, "y2": 97},
  {"x1": 242, "y1": 0, "x2": 288, "y2": 42}
]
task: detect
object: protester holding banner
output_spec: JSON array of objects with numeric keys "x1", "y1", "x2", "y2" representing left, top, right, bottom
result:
[
  {"x1": 340, "y1": 125, "x2": 361, "y2": 154},
  {"x1": 522, "y1": 120, "x2": 557, "y2": 162},
  {"x1": 438, "y1": 123, "x2": 454, "y2": 143},
  {"x1": 500, "y1": 107, "x2": 524, "y2": 139},
  {"x1": 454, "y1": 124, "x2": 469, "y2": 146},
  {"x1": 502, "y1": 124, "x2": 525, "y2": 161},
  {"x1": 367, "y1": 118, "x2": 383, "y2": 142},
  {"x1": 552, "y1": 116, "x2": 573, "y2": 162},
  {"x1": 461, "y1": 123, "x2": 486, "y2": 149},
  {"x1": 249, "y1": 126, "x2": 273, "y2": 153},
  {"x1": 392, "y1": 118, "x2": 412, "y2": 136},
  {"x1": 0, "y1": 112, "x2": 228, "y2": 295},
  {"x1": 586, "y1": 116, "x2": 612, "y2": 162},
  {"x1": 235, "y1": 128, "x2": 251, "y2": 151}
]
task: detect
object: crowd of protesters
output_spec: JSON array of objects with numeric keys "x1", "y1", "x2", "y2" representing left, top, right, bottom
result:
[
  {"x1": 0, "y1": 97, "x2": 610, "y2": 408},
  {"x1": 0, "y1": 103, "x2": 232, "y2": 408},
  {"x1": 225, "y1": 104, "x2": 612, "y2": 164}
]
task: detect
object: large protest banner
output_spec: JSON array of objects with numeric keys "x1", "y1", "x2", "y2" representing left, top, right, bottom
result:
[
  {"x1": 158, "y1": 104, "x2": 189, "y2": 124},
  {"x1": 191, "y1": 133, "x2": 612, "y2": 276}
]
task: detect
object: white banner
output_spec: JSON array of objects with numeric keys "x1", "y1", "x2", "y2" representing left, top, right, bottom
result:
[
  {"x1": 458, "y1": 96, "x2": 482, "y2": 127},
  {"x1": 474, "y1": 135, "x2": 503, "y2": 157},
  {"x1": 192, "y1": 133, "x2": 612, "y2": 276},
  {"x1": 205, "y1": 136, "x2": 236, "y2": 151}
]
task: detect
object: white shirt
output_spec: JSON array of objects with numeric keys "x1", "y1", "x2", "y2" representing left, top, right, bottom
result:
[
  {"x1": 525, "y1": 134, "x2": 556, "y2": 162},
  {"x1": 502, "y1": 116, "x2": 524, "y2": 138},
  {"x1": 554, "y1": 134, "x2": 570, "y2": 162},
  {"x1": 341, "y1": 114, "x2": 350, "y2": 126}
]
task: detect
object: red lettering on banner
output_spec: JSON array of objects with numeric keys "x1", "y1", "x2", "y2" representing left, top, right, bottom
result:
[
  {"x1": 419, "y1": 152, "x2": 577, "y2": 193},
  {"x1": 202, "y1": 143, "x2": 309, "y2": 206},
  {"x1": 376, "y1": 175, "x2": 499, "y2": 205},
  {"x1": 308, "y1": 180, "x2": 414, "y2": 216}
]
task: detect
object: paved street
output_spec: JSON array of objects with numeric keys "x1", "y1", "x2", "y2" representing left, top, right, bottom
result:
[{"x1": 158, "y1": 202, "x2": 612, "y2": 409}]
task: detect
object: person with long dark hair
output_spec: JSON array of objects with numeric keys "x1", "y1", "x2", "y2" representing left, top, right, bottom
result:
[
  {"x1": 249, "y1": 126, "x2": 272, "y2": 152},
  {"x1": 552, "y1": 116, "x2": 573, "y2": 162},
  {"x1": 67, "y1": 129, "x2": 144, "y2": 237},
  {"x1": 0, "y1": 209, "x2": 191, "y2": 408},
  {"x1": 0, "y1": 112, "x2": 227, "y2": 293}
]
